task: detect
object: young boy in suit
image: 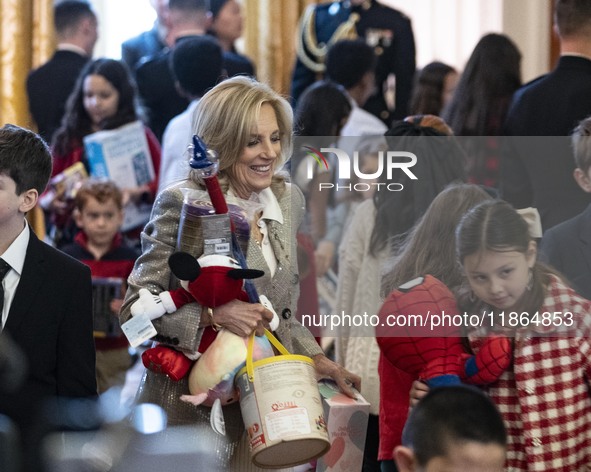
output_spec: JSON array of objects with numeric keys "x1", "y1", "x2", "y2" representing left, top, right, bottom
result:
[
  {"x1": 393, "y1": 386, "x2": 507, "y2": 472},
  {"x1": 540, "y1": 116, "x2": 591, "y2": 300},
  {"x1": 0, "y1": 124, "x2": 97, "y2": 471},
  {"x1": 62, "y1": 180, "x2": 139, "y2": 394}
]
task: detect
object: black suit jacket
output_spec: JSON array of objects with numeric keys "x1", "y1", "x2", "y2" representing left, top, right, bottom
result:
[
  {"x1": 26, "y1": 50, "x2": 89, "y2": 143},
  {"x1": 135, "y1": 47, "x2": 189, "y2": 143},
  {"x1": 0, "y1": 228, "x2": 96, "y2": 470},
  {"x1": 135, "y1": 34, "x2": 245, "y2": 142},
  {"x1": 121, "y1": 25, "x2": 167, "y2": 76},
  {"x1": 540, "y1": 203, "x2": 591, "y2": 301},
  {"x1": 501, "y1": 56, "x2": 591, "y2": 230},
  {"x1": 0, "y1": 228, "x2": 97, "y2": 412}
]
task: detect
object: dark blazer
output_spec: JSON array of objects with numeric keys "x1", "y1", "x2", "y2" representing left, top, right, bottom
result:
[
  {"x1": 0, "y1": 228, "x2": 96, "y2": 470},
  {"x1": 540, "y1": 203, "x2": 591, "y2": 301},
  {"x1": 121, "y1": 25, "x2": 167, "y2": 76},
  {"x1": 501, "y1": 56, "x2": 591, "y2": 230},
  {"x1": 135, "y1": 34, "x2": 249, "y2": 142},
  {"x1": 26, "y1": 50, "x2": 89, "y2": 144},
  {"x1": 135, "y1": 47, "x2": 189, "y2": 143},
  {"x1": 1, "y1": 227, "x2": 96, "y2": 398}
]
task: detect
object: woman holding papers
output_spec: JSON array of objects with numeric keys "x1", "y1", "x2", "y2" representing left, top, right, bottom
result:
[{"x1": 47, "y1": 58, "x2": 161, "y2": 248}]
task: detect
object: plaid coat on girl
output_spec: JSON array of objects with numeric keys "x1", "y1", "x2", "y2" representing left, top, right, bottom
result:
[{"x1": 470, "y1": 276, "x2": 591, "y2": 471}]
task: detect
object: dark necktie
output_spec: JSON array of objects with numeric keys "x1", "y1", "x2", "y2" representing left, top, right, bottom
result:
[{"x1": 0, "y1": 258, "x2": 11, "y2": 317}]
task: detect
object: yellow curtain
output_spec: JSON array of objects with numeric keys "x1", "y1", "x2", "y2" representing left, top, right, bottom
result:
[
  {"x1": 243, "y1": 0, "x2": 318, "y2": 96},
  {"x1": 0, "y1": 0, "x2": 55, "y2": 237}
]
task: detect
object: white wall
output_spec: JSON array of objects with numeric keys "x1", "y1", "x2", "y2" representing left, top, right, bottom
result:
[
  {"x1": 92, "y1": 0, "x2": 157, "y2": 60},
  {"x1": 382, "y1": 0, "x2": 551, "y2": 82},
  {"x1": 503, "y1": 0, "x2": 551, "y2": 82}
]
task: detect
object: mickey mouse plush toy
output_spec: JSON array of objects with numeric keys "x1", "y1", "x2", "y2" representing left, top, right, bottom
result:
[{"x1": 131, "y1": 252, "x2": 279, "y2": 407}]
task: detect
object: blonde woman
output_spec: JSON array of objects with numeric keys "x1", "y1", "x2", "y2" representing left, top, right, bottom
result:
[{"x1": 121, "y1": 76, "x2": 359, "y2": 471}]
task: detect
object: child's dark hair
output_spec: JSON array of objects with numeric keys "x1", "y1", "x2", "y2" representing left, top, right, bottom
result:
[
  {"x1": 409, "y1": 61, "x2": 456, "y2": 116},
  {"x1": 0, "y1": 124, "x2": 52, "y2": 194},
  {"x1": 382, "y1": 183, "x2": 491, "y2": 296},
  {"x1": 325, "y1": 39, "x2": 377, "y2": 89},
  {"x1": 456, "y1": 200, "x2": 551, "y2": 313},
  {"x1": 52, "y1": 58, "x2": 140, "y2": 156},
  {"x1": 74, "y1": 180, "x2": 124, "y2": 212},
  {"x1": 294, "y1": 80, "x2": 351, "y2": 137},
  {"x1": 402, "y1": 385, "x2": 506, "y2": 466},
  {"x1": 442, "y1": 33, "x2": 521, "y2": 137},
  {"x1": 171, "y1": 36, "x2": 224, "y2": 99},
  {"x1": 369, "y1": 118, "x2": 466, "y2": 257}
]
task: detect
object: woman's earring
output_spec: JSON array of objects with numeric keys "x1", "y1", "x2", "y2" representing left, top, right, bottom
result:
[{"x1": 526, "y1": 268, "x2": 533, "y2": 291}]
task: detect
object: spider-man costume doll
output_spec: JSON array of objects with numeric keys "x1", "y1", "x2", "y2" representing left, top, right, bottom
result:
[{"x1": 376, "y1": 274, "x2": 512, "y2": 387}]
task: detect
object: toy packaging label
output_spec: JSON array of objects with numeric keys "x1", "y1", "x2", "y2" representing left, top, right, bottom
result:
[
  {"x1": 316, "y1": 380, "x2": 370, "y2": 472},
  {"x1": 200, "y1": 213, "x2": 232, "y2": 255}
]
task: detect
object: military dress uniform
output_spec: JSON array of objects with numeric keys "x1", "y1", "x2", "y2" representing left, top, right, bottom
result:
[{"x1": 292, "y1": 0, "x2": 416, "y2": 126}]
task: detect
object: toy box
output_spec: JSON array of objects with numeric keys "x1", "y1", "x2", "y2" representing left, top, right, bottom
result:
[{"x1": 316, "y1": 380, "x2": 370, "y2": 472}]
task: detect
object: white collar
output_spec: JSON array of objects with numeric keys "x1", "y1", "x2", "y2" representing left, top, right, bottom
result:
[
  {"x1": 256, "y1": 187, "x2": 283, "y2": 224},
  {"x1": 57, "y1": 43, "x2": 88, "y2": 57},
  {"x1": 1, "y1": 221, "x2": 30, "y2": 276}
]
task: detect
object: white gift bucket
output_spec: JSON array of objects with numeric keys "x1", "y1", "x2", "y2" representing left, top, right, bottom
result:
[{"x1": 236, "y1": 329, "x2": 330, "y2": 469}]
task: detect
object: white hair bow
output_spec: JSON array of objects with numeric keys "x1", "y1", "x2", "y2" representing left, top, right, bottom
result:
[{"x1": 516, "y1": 207, "x2": 543, "y2": 239}]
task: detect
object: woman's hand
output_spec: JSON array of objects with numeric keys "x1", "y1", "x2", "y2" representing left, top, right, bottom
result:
[
  {"x1": 211, "y1": 299, "x2": 274, "y2": 337},
  {"x1": 312, "y1": 354, "x2": 361, "y2": 399},
  {"x1": 409, "y1": 380, "x2": 429, "y2": 408}
]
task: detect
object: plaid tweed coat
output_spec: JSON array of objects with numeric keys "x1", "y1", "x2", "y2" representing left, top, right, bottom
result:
[{"x1": 470, "y1": 276, "x2": 591, "y2": 471}]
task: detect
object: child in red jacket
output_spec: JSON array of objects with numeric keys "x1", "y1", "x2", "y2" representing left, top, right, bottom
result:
[{"x1": 62, "y1": 180, "x2": 139, "y2": 394}]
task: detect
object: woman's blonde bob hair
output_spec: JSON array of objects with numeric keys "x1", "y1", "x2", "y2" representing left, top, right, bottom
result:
[{"x1": 190, "y1": 76, "x2": 293, "y2": 190}]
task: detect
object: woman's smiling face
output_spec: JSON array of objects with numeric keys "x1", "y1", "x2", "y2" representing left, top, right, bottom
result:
[{"x1": 230, "y1": 103, "x2": 281, "y2": 198}]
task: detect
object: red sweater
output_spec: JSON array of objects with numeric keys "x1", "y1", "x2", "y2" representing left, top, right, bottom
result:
[
  {"x1": 62, "y1": 232, "x2": 139, "y2": 350},
  {"x1": 377, "y1": 354, "x2": 415, "y2": 460}
]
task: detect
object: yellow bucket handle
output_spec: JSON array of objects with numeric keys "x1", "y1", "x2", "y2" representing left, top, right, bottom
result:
[{"x1": 247, "y1": 329, "x2": 290, "y2": 382}]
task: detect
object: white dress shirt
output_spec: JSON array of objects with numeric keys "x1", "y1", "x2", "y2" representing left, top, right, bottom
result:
[
  {"x1": 1, "y1": 222, "x2": 30, "y2": 329},
  {"x1": 159, "y1": 99, "x2": 200, "y2": 194}
]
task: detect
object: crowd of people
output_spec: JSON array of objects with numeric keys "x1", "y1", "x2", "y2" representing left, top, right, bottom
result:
[{"x1": 1, "y1": 0, "x2": 591, "y2": 471}]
